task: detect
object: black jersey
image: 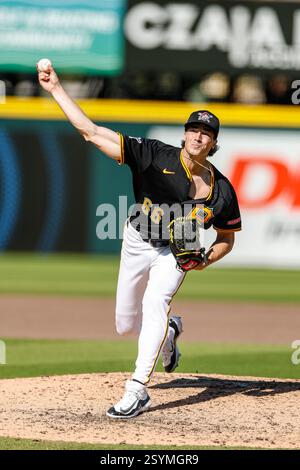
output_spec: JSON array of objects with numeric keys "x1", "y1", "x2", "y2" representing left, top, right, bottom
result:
[{"x1": 119, "y1": 134, "x2": 241, "y2": 240}]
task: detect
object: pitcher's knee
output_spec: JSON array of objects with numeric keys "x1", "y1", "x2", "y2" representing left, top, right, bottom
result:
[{"x1": 115, "y1": 315, "x2": 137, "y2": 336}]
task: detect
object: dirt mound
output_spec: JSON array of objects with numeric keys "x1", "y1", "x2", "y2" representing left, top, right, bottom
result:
[{"x1": 0, "y1": 372, "x2": 300, "y2": 448}]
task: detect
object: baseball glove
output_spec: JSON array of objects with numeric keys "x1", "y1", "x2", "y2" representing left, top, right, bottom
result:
[{"x1": 169, "y1": 216, "x2": 207, "y2": 272}]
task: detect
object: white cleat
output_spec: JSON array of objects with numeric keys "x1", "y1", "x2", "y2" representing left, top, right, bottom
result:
[{"x1": 106, "y1": 379, "x2": 151, "y2": 419}]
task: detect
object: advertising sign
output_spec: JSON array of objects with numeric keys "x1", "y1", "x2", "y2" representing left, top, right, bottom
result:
[
  {"x1": 125, "y1": 0, "x2": 300, "y2": 73},
  {"x1": 0, "y1": 0, "x2": 125, "y2": 75}
]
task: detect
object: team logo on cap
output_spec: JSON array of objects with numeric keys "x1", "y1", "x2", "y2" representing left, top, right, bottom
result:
[{"x1": 197, "y1": 112, "x2": 212, "y2": 122}]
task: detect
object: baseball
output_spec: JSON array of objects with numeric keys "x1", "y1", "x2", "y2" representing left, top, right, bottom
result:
[{"x1": 37, "y1": 58, "x2": 52, "y2": 72}]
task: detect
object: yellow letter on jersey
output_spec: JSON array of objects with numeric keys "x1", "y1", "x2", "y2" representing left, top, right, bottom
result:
[
  {"x1": 150, "y1": 206, "x2": 164, "y2": 224},
  {"x1": 142, "y1": 197, "x2": 153, "y2": 216}
]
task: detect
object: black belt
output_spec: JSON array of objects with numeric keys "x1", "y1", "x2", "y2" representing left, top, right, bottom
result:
[{"x1": 128, "y1": 219, "x2": 169, "y2": 248}]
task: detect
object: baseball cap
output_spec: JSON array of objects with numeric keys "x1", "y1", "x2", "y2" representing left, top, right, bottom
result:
[{"x1": 184, "y1": 110, "x2": 219, "y2": 138}]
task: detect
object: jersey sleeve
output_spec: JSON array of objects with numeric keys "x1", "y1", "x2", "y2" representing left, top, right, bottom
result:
[
  {"x1": 119, "y1": 135, "x2": 160, "y2": 173},
  {"x1": 213, "y1": 183, "x2": 242, "y2": 232}
]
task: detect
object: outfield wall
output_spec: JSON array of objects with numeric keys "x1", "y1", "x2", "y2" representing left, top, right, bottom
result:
[{"x1": 0, "y1": 98, "x2": 300, "y2": 267}]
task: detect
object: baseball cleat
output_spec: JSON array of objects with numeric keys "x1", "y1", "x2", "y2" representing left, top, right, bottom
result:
[
  {"x1": 106, "y1": 379, "x2": 151, "y2": 419},
  {"x1": 162, "y1": 316, "x2": 183, "y2": 373}
]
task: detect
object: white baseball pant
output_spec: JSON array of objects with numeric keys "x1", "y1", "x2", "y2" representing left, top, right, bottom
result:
[{"x1": 115, "y1": 221, "x2": 186, "y2": 384}]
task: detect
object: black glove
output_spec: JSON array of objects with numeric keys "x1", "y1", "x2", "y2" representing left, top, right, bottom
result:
[{"x1": 169, "y1": 216, "x2": 206, "y2": 272}]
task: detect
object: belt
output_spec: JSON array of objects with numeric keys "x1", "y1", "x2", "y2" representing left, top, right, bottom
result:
[{"x1": 127, "y1": 219, "x2": 169, "y2": 248}]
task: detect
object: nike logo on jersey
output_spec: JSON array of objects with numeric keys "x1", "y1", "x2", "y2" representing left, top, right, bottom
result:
[{"x1": 163, "y1": 168, "x2": 175, "y2": 175}]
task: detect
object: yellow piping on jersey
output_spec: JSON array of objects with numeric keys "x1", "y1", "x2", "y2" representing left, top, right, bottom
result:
[
  {"x1": 120, "y1": 133, "x2": 125, "y2": 164},
  {"x1": 206, "y1": 163, "x2": 215, "y2": 201},
  {"x1": 180, "y1": 150, "x2": 192, "y2": 181},
  {"x1": 179, "y1": 151, "x2": 215, "y2": 200},
  {"x1": 117, "y1": 133, "x2": 125, "y2": 165}
]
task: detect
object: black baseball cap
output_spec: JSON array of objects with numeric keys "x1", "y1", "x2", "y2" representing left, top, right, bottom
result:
[{"x1": 184, "y1": 110, "x2": 219, "y2": 138}]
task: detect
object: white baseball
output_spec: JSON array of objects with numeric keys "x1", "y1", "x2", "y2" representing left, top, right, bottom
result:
[{"x1": 37, "y1": 58, "x2": 52, "y2": 72}]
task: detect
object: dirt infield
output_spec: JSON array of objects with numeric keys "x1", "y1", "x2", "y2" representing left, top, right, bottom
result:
[
  {"x1": 1, "y1": 295, "x2": 300, "y2": 344},
  {"x1": 0, "y1": 372, "x2": 300, "y2": 449},
  {"x1": 1, "y1": 295, "x2": 300, "y2": 448}
]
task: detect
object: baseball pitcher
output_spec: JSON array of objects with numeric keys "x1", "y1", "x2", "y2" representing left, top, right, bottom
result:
[{"x1": 37, "y1": 63, "x2": 241, "y2": 419}]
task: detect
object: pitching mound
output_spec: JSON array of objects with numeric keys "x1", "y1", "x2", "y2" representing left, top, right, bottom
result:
[{"x1": 0, "y1": 372, "x2": 300, "y2": 449}]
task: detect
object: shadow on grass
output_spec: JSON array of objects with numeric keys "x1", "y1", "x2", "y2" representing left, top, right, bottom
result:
[{"x1": 148, "y1": 376, "x2": 300, "y2": 412}]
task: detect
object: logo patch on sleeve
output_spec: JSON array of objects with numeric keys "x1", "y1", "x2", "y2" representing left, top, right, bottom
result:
[
  {"x1": 227, "y1": 217, "x2": 241, "y2": 225},
  {"x1": 128, "y1": 136, "x2": 142, "y2": 143}
]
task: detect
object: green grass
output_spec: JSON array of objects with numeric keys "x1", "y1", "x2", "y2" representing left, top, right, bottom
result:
[
  {"x1": 0, "y1": 253, "x2": 117, "y2": 297},
  {"x1": 0, "y1": 436, "x2": 264, "y2": 450},
  {"x1": 0, "y1": 253, "x2": 300, "y2": 302},
  {"x1": 0, "y1": 339, "x2": 299, "y2": 380}
]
